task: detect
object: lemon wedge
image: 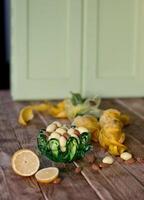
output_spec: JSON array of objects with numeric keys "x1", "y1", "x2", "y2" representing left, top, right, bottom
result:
[{"x1": 35, "y1": 167, "x2": 59, "y2": 183}]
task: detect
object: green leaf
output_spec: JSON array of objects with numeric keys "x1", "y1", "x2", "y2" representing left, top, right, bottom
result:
[{"x1": 70, "y1": 92, "x2": 85, "y2": 105}]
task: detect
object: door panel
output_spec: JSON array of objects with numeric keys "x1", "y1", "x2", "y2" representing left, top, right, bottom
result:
[
  {"x1": 82, "y1": 0, "x2": 144, "y2": 97},
  {"x1": 29, "y1": 0, "x2": 70, "y2": 79},
  {"x1": 11, "y1": 0, "x2": 82, "y2": 99}
]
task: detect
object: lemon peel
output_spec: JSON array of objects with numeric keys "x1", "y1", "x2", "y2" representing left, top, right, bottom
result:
[
  {"x1": 18, "y1": 101, "x2": 67, "y2": 125},
  {"x1": 18, "y1": 106, "x2": 34, "y2": 126}
]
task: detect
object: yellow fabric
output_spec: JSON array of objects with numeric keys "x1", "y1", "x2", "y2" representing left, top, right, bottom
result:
[
  {"x1": 98, "y1": 109, "x2": 128, "y2": 155},
  {"x1": 73, "y1": 109, "x2": 129, "y2": 155},
  {"x1": 73, "y1": 115, "x2": 100, "y2": 142}
]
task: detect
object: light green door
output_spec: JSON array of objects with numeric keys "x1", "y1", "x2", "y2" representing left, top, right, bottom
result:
[
  {"x1": 11, "y1": 0, "x2": 144, "y2": 99},
  {"x1": 82, "y1": 0, "x2": 144, "y2": 97},
  {"x1": 11, "y1": 0, "x2": 82, "y2": 100}
]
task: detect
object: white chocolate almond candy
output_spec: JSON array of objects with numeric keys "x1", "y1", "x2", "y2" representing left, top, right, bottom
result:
[
  {"x1": 67, "y1": 128, "x2": 75, "y2": 135},
  {"x1": 69, "y1": 133, "x2": 79, "y2": 140},
  {"x1": 76, "y1": 127, "x2": 89, "y2": 134},
  {"x1": 59, "y1": 136, "x2": 67, "y2": 147},
  {"x1": 61, "y1": 146, "x2": 66, "y2": 152},
  {"x1": 120, "y1": 152, "x2": 132, "y2": 161},
  {"x1": 62, "y1": 124, "x2": 69, "y2": 130},
  {"x1": 102, "y1": 156, "x2": 114, "y2": 164},
  {"x1": 68, "y1": 128, "x2": 80, "y2": 137},
  {"x1": 48, "y1": 132, "x2": 60, "y2": 140},
  {"x1": 46, "y1": 123, "x2": 57, "y2": 133},
  {"x1": 73, "y1": 129, "x2": 81, "y2": 137},
  {"x1": 56, "y1": 128, "x2": 67, "y2": 135},
  {"x1": 53, "y1": 121, "x2": 62, "y2": 128},
  {"x1": 68, "y1": 128, "x2": 79, "y2": 141}
]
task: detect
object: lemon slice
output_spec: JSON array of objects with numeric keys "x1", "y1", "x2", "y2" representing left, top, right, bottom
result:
[
  {"x1": 11, "y1": 149, "x2": 40, "y2": 176},
  {"x1": 35, "y1": 167, "x2": 59, "y2": 183}
]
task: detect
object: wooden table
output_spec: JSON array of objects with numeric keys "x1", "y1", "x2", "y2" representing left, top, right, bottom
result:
[{"x1": 0, "y1": 91, "x2": 144, "y2": 200}]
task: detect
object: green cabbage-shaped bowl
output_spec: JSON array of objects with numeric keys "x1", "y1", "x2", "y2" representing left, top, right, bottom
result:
[{"x1": 37, "y1": 129, "x2": 91, "y2": 163}]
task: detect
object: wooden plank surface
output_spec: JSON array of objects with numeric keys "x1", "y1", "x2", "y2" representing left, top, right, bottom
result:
[
  {"x1": 99, "y1": 99, "x2": 144, "y2": 185},
  {"x1": 0, "y1": 167, "x2": 11, "y2": 200},
  {"x1": 0, "y1": 91, "x2": 99, "y2": 200},
  {"x1": 38, "y1": 101, "x2": 144, "y2": 200},
  {"x1": 0, "y1": 92, "x2": 45, "y2": 200},
  {"x1": 1, "y1": 91, "x2": 144, "y2": 200}
]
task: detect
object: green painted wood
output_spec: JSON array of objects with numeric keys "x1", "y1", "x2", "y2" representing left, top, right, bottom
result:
[
  {"x1": 11, "y1": 0, "x2": 82, "y2": 100},
  {"x1": 82, "y1": 0, "x2": 144, "y2": 97},
  {"x1": 11, "y1": 0, "x2": 144, "y2": 99}
]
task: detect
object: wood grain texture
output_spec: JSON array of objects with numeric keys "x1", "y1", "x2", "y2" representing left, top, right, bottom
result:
[
  {"x1": 39, "y1": 98, "x2": 144, "y2": 199},
  {"x1": 0, "y1": 167, "x2": 11, "y2": 200},
  {"x1": 0, "y1": 92, "x2": 45, "y2": 200},
  {"x1": 0, "y1": 94, "x2": 99, "y2": 200},
  {"x1": 39, "y1": 108, "x2": 144, "y2": 200},
  {"x1": 1, "y1": 91, "x2": 144, "y2": 199},
  {"x1": 100, "y1": 99, "x2": 144, "y2": 186},
  {"x1": 75, "y1": 141, "x2": 144, "y2": 200}
]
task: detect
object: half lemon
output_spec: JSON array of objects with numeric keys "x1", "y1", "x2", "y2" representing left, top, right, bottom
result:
[{"x1": 11, "y1": 149, "x2": 40, "y2": 176}]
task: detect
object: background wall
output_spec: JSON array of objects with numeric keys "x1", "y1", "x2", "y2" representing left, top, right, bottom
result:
[
  {"x1": 0, "y1": 0, "x2": 10, "y2": 89},
  {"x1": 4, "y1": 0, "x2": 10, "y2": 64}
]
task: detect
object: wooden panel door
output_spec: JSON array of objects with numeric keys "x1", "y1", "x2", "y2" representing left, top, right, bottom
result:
[
  {"x1": 11, "y1": 0, "x2": 82, "y2": 100},
  {"x1": 82, "y1": 0, "x2": 144, "y2": 97}
]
